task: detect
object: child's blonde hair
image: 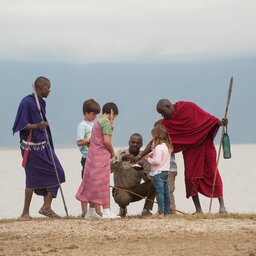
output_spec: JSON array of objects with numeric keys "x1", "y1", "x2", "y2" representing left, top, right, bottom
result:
[{"x1": 151, "y1": 124, "x2": 173, "y2": 152}]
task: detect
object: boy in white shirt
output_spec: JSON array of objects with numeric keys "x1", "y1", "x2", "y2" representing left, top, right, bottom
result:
[{"x1": 76, "y1": 98, "x2": 100, "y2": 218}]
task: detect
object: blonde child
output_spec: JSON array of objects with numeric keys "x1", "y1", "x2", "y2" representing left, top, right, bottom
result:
[
  {"x1": 145, "y1": 125, "x2": 173, "y2": 215},
  {"x1": 76, "y1": 102, "x2": 120, "y2": 219},
  {"x1": 76, "y1": 99, "x2": 101, "y2": 218}
]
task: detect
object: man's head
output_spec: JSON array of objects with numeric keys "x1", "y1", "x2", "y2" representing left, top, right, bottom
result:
[
  {"x1": 156, "y1": 99, "x2": 174, "y2": 120},
  {"x1": 128, "y1": 133, "x2": 143, "y2": 156},
  {"x1": 83, "y1": 98, "x2": 101, "y2": 122},
  {"x1": 34, "y1": 76, "x2": 51, "y2": 98}
]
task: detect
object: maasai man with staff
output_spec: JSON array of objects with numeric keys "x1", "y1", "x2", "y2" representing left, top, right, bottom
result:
[
  {"x1": 133, "y1": 99, "x2": 228, "y2": 214},
  {"x1": 12, "y1": 76, "x2": 65, "y2": 219}
]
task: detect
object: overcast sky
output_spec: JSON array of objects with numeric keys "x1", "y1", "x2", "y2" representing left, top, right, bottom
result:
[
  {"x1": 1, "y1": 1, "x2": 255, "y2": 147},
  {"x1": 1, "y1": 0, "x2": 256, "y2": 63}
]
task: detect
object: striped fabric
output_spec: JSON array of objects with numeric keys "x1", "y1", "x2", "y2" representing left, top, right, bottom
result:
[{"x1": 76, "y1": 121, "x2": 111, "y2": 205}]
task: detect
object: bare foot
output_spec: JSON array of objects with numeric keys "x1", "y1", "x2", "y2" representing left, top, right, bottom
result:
[
  {"x1": 20, "y1": 213, "x2": 32, "y2": 219},
  {"x1": 219, "y1": 208, "x2": 228, "y2": 214},
  {"x1": 192, "y1": 211, "x2": 203, "y2": 215}
]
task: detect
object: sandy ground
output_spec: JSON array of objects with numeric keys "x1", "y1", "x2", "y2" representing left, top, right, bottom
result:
[{"x1": 0, "y1": 215, "x2": 256, "y2": 256}]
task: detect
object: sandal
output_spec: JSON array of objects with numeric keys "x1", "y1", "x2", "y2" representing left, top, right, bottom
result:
[{"x1": 39, "y1": 209, "x2": 60, "y2": 218}]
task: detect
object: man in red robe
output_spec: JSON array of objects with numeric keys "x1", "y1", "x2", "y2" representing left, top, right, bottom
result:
[{"x1": 135, "y1": 99, "x2": 227, "y2": 214}]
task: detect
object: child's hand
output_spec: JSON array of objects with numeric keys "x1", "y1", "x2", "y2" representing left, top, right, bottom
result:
[
  {"x1": 86, "y1": 133, "x2": 91, "y2": 146},
  {"x1": 144, "y1": 155, "x2": 151, "y2": 162},
  {"x1": 111, "y1": 151, "x2": 115, "y2": 158},
  {"x1": 110, "y1": 121, "x2": 115, "y2": 129},
  {"x1": 151, "y1": 140, "x2": 155, "y2": 151}
]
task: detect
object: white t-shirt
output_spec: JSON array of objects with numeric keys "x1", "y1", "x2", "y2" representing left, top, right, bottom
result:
[
  {"x1": 170, "y1": 153, "x2": 178, "y2": 172},
  {"x1": 76, "y1": 120, "x2": 94, "y2": 158},
  {"x1": 147, "y1": 143, "x2": 171, "y2": 176}
]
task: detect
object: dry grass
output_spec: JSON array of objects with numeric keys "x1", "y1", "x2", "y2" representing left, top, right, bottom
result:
[
  {"x1": 1, "y1": 213, "x2": 256, "y2": 256},
  {"x1": 0, "y1": 212, "x2": 256, "y2": 224}
]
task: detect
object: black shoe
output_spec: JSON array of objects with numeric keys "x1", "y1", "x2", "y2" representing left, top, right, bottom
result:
[
  {"x1": 141, "y1": 208, "x2": 153, "y2": 216},
  {"x1": 118, "y1": 207, "x2": 127, "y2": 217}
]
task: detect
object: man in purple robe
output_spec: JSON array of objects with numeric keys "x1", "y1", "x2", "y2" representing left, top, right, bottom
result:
[{"x1": 12, "y1": 76, "x2": 65, "y2": 218}]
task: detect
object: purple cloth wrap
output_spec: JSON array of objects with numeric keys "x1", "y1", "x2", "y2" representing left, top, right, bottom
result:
[{"x1": 13, "y1": 94, "x2": 65, "y2": 197}]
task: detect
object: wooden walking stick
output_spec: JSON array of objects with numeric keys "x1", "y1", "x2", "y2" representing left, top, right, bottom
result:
[
  {"x1": 208, "y1": 77, "x2": 233, "y2": 214},
  {"x1": 33, "y1": 83, "x2": 69, "y2": 217},
  {"x1": 110, "y1": 185, "x2": 187, "y2": 215}
]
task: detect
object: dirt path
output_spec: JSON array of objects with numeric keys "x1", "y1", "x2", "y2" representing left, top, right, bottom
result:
[{"x1": 1, "y1": 216, "x2": 256, "y2": 256}]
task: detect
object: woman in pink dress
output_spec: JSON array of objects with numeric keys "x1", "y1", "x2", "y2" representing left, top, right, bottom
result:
[{"x1": 76, "y1": 102, "x2": 120, "y2": 219}]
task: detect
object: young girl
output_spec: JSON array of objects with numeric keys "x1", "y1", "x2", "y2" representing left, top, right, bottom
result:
[
  {"x1": 146, "y1": 125, "x2": 172, "y2": 215},
  {"x1": 76, "y1": 102, "x2": 120, "y2": 219}
]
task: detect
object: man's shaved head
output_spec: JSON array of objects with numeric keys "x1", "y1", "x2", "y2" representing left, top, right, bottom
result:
[
  {"x1": 156, "y1": 99, "x2": 171, "y2": 112},
  {"x1": 129, "y1": 133, "x2": 143, "y2": 142},
  {"x1": 34, "y1": 76, "x2": 50, "y2": 89},
  {"x1": 156, "y1": 99, "x2": 174, "y2": 119},
  {"x1": 34, "y1": 76, "x2": 51, "y2": 98}
]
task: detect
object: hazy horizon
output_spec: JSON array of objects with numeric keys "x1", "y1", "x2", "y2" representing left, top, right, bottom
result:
[{"x1": 1, "y1": 57, "x2": 255, "y2": 148}]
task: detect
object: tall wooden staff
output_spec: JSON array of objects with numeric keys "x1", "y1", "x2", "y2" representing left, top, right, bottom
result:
[
  {"x1": 33, "y1": 84, "x2": 69, "y2": 217},
  {"x1": 109, "y1": 185, "x2": 187, "y2": 215},
  {"x1": 208, "y1": 77, "x2": 233, "y2": 214}
]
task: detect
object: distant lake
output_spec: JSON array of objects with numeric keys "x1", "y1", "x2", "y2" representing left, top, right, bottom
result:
[{"x1": 0, "y1": 144, "x2": 255, "y2": 219}]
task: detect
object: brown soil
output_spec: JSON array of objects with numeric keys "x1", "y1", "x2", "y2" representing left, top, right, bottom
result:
[{"x1": 0, "y1": 215, "x2": 256, "y2": 256}]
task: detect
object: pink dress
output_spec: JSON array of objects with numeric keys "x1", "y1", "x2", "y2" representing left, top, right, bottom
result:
[{"x1": 76, "y1": 119, "x2": 111, "y2": 205}]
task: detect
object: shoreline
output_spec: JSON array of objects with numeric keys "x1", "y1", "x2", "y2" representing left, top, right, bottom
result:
[
  {"x1": 1, "y1": 212, "x2": 256, "y2": 223},
  {"x1": 1, "y1": 214, "x2": 256, "y2": 256}
]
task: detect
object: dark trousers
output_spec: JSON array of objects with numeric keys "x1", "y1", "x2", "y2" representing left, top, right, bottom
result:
[{"x1": 80, "y1": 157, "x2": 86, "y2": 179}]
